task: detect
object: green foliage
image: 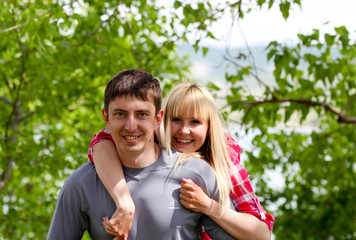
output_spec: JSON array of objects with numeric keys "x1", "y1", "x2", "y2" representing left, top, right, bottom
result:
[
  {"x1": 226, "y1": 25, "x2": 356, "y2": 239},
  {"x1": 0, "y1": 0, "x2": 191, "y2": 238},
  {"x1": 1, "y1": 0, "x2": 355, "y2": 239}
]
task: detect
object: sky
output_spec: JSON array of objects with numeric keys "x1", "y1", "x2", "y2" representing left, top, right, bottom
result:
[
  {"x1": 201, "y1": 0, "x2": 356, "y2": 48},
  {"x1": 189, "y1": 0, "x2": 356, "y2": 83}
]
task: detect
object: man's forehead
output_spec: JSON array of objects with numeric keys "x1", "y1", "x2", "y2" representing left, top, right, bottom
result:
[{"x1": 109, "y1": 95, "x2": 155, "y2": 111}]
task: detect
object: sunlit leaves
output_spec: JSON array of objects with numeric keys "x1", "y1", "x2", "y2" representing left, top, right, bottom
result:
[
  {"x1": 225, "y1": 23, "x2": 356, "y2": 239},
  {"x1": 0, "y1": 0, "x2": 192, "y2": 238},
  {"x1": 1, "y1": 1, "x2": 355, "y2": 239}
]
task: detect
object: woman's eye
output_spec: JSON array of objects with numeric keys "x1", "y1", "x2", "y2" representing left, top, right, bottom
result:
[
  {"x1": 192, "y1": 120, "x2": 201, "y2": 124},
  {"x1": 172, "y1": 118, "x2": 181, "y2": 122}
]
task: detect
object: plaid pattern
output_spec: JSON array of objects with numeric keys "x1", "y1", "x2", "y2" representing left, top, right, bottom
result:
[
  {"x1": 88, "y1": 128, "x2": 113, "y2": 162},
  {"x1": 88, "y1": 129, "x2": 275, "y2": 239}
]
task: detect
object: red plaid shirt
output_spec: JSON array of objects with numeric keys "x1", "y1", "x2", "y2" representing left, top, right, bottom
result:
[{"x1": 88, "y1": 129, "x2": 275, "y2": 239}]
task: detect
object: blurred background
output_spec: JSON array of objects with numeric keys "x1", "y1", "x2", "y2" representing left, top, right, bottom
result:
[{"x1": 1, "y1": 0, "x2": 355, "y2": 239}]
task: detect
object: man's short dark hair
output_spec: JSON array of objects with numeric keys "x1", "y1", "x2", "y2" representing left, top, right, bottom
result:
[{"x1": 104, "y1": 69, "x2": 162, "y2": 115}]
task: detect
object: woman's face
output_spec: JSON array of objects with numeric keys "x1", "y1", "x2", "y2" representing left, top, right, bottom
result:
[{"x1": 170, "y1": 116, "x2": 209, "y2": 153}]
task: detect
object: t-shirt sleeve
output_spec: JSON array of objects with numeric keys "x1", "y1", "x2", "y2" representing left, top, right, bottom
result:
[
  {"x1": 200, "y1": 215, "x2": 237, "y2": 240},
  {"x1": 197, "y1": 161, "x2": 237, "y2": 239},
  {"x1": 87, "y1": 128, "x2": 114, "y2": 163},
  {"x1": 47, "y1": 172, "x2": 89, "y2": 240}
]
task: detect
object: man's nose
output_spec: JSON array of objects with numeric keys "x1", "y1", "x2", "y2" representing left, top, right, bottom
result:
[{"x1": 125, "y1": 115, "x2": 137, "y2": 131}]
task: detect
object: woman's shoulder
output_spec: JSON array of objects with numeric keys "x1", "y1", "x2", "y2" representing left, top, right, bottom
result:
[{"x1": 225, "y1": 134, "x2": 241, "y2": 164}]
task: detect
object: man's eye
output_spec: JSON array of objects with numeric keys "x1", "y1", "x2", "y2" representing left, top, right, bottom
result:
[
  {"x1": 116, "y1": 112, "x2": 125, "y2": 117},
  {"x1": 138, "y1": 113, "x2": 147, "y2": 117}
]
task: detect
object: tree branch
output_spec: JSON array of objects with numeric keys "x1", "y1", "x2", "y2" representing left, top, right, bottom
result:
[
  {"x1": 341, "y1": 93, "x2": 356, "y2": 114},
  {"x1": 2, "y1": 73, "x2": 12, "y2": 93},
  {"x1": 227, "y1": 98, "x2": 356, "y2": 124},
  {"x1": 121, "y1": 3, "x2": 143, "y2": 67},
  {"x1": 16, "y1": 111, "x2": 35, "y2": 123},
  {"x1": 0, "y1": 157, "x2": 14, "y2": 192},
  {"x1": 223, "y1": 53, "x2": 274, "y2": 98},
  {"x1": 0, "y1": 96, "x2": 12, "y2": 105},
  {"x1": 0, "y1": 22, "x2": 27, "y2": 34},
  {"x1": 0, "y1": 9, "x2": 53, "y2": 34},
  {"x1": 0, "y1": 9, "x2": 30, "y2": 192}
]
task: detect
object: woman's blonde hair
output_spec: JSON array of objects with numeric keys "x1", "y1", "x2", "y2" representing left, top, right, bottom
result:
[{"x1": 158, "y1": 82, "x2": 242, "y2": 207}]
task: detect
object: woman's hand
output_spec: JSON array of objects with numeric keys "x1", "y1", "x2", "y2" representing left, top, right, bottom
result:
[
  {"x1": 179, "y1": 178, "x2": 212, "y2": 214},
  {"x1": 110, "y1": 197, "x2": 135, "y2": 236},
  {"x1": 101, "y1": 196, "x2": 135, "y2": 239},
  {"x1": 102, "y1": 216, "x2": 127, "y2": 240}
]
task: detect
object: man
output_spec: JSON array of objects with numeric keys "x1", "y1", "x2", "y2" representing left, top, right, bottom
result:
[{"x1": 47, "y1": 69, "x2": 236, "y2": 239}]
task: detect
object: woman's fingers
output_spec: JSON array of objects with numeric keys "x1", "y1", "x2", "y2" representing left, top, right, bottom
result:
[
  {"x1": 179, "y1": 178, "x2": 211, "y2": 213},
  {"x1": 102, "y1": 221, "x2": 116, "y2": 235},
  {"x1": 103, "y1": 217, "x2": 120, "y2": 236}
]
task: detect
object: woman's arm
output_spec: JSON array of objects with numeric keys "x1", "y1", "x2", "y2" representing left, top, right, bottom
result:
[
  {"x1": 180, "y1": 178, "x2": 271, "y2": 240},
  {"x1": 92, "y1": 139, "x2": 135, "y2": 238},
  {"x1": 226, "y1": 135, "x2": 275, "y2": 231}
]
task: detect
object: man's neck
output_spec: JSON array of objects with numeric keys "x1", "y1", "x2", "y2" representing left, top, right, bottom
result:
[{"x1": 118, "y1": 144, "x2": 161, "y2": 168}]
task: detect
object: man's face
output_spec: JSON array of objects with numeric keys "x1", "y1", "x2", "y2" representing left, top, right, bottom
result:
[{"x1": 103, "y1": 95, "x2": 162, "y2": 161}]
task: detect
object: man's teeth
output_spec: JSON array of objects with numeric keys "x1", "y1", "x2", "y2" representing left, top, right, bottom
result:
[
  {"x1": 177, "y1": 139, "x2": 192, "y2": 143},
  {"x1": 125, "y1": 136, "x2": 138, "y2": 140}
]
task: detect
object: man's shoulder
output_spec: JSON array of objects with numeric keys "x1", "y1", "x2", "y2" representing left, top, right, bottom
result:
[
  {"x1": 161, "y1": 149, "x2": 208, "y2": 166},
  {"x1": 164, "y1": 150, "x2": 215, "y2": 177},
  {"x1": 63, "y1": 161, "x2": 96, "y2": 188},
  {"x1": 166, "y1": 150, "x2": 219, "y2": 198},
  {"x1": 181, "y1": 154, "x2": 212, "y2": 172}
]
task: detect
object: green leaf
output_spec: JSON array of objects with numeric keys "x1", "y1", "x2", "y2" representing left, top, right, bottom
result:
[
  {"x1": 207, "y1": 82, "x2": 221, "y2": 91},
  {"x1": 257, "y1": 0, "x2": 266, "y2": 7},
  {"x1": 174, "y1": 0, "x2": 182, "y2": 9},
  {"x1": 202, "y1": 47, "x2": 208, "y2": 56},
  {"x1": 279, "y1": 1, "x2": 291, "y2": 20},
  {"x1": 268, "y1": 0, "x2": 274, "y2": 9}
]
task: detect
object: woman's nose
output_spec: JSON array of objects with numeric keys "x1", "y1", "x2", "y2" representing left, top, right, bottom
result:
[{"x1": 180, "y1": 125, "x2": 190, "y2": 134}]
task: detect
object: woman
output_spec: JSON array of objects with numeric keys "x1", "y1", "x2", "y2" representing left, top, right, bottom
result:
[{"x1": 89, "y1": 83, "x2": 274, "y2": 240}]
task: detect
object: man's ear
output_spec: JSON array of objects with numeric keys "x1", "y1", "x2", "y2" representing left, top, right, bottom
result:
[
  {"x1": 154, "y1": 110, "x2": 164, "y2": 131},
  {"x1": 102, "y1": 108, "x2": 109, "y2": 126}
]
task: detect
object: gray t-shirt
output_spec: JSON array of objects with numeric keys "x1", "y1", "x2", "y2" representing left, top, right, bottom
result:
[{"x1": 47, "y1": 149, "x2": 236, "y2": 240}]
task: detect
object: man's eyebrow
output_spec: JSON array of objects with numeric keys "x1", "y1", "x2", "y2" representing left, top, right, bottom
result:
[
  {"x1": 111, "y1": 108, "x2": 151, "y2": 113},
  {"x1": 111, "y1": 108, "x2": 126, "y2": 112}
]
